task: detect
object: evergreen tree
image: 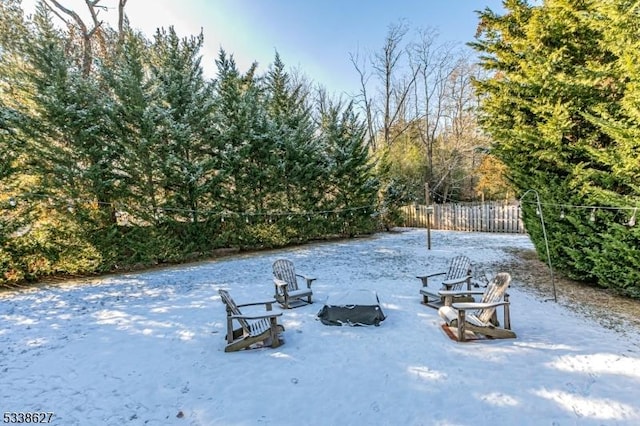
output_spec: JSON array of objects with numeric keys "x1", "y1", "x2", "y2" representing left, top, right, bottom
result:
[
  {"x1": 24, "y1": 4, "x2": 122, "y2": 226},
  {"x1": 102, "y1": 30, "x2": 164, "y2": 226},
  {"x1": 579, "y1": 0, "x2": 640, "y2": 294},
  {"x1": 148, "y1": 27, "x2": 219, "y2": 224},
  {"x1": 318, "y1": 96, "x2": 379, "y2": 235},
  {"x1": 473, "y1": 0, "x2": 640, "y2": 295},
  {"x1": 263, "y1": 52, "x2": 321, "y2": 213},
  {"x1": 0, "y1": 0, "x2": 28, "y2": 186},
  {"x1": 212, "y1": 49, "x2": 269, "y2": 217},
  {"x1": 0, "y1": 2, "x2": 385, "y2": 283}
]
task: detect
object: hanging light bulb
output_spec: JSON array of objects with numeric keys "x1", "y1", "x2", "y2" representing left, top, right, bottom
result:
[
  {"x1": 628, "y1": 208, "x2": 637, "y2": 227},
  {"x1": 589, "y1": 208, "x2": 596, "y2": 222},
  {"x1": 535, "y1": 207, "x2": 540, "y2": 216}
]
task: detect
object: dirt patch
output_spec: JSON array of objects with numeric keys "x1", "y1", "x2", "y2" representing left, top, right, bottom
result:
[{"x1": 497, "y1": 247, "x2": 640, "y2": 335}]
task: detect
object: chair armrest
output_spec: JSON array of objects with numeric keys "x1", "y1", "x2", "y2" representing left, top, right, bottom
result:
[
  {"x1": 451, "y1": 301, "x2": 509, "y2": 310},
  {"x1": 274, "y1": 278, "x2": 288, "y2": 288},
  {"x1": 417, "y1": 272, "x2": 446, "y2": 280},
  {"x1": 438, "y1": 289, "x2": 486, "y2": 297},
  {"x1": 231, "y1": 312, "x2": 283, "y2": 320},
  {"x1": 236, "y1": 300, "x2": 278, "y2": 309},
  {"x1": 296, "y1": 274, "x2": 316, "y2": 288},
  {"x1": 417, "y1": 271, "x2": 445, "y2": 286},
  {"x1": 441, "y1": 275, "x2": 472, "y2": 290}
]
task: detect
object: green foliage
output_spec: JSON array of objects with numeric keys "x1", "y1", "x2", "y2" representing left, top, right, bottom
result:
[
  {"x1": 475, "y1": 155, "x2": 514, "y2": 200},
  {"x1": 101, "y1": 30, "x2": 164, "y2": 226},
  {"x1": 473, "y1": 0, "x2": 640, "y2": 296},
  {"x1": 1, "y1": 207, "x2": 103, "y2": 281},
  {"x1": 147, "y1": 27, "x2": 220, "y2": 224},
  {"x1": 0, "y1": 6, "x2": 382, "y2": 286},
  {"x1": 374, "y1": 149, "x2": 415, "y2": 230},
  {"x1": 244, "y1": 223, "x2": 290, "y2": 248},
  {"x1": 318, "y1": 98, "x2": 379, "y2": 209},
  {"x1": 374, "y1": 133, "x2": 427, "y2": 203},
  {"x1": 21, "y1": 5, "x2": 121, "y2": 228}
]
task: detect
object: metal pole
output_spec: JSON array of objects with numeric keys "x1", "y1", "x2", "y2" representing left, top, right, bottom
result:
[
  {"x1": 520, "y1": 189, "x2": 557, "y2": 302},
  {"x1": 425, "y1": 182, "x2": 431, "y2": 250}
]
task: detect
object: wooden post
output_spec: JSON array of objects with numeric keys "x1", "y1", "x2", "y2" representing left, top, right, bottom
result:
[{"x1": 425, "y1": 183, "x2": 432, "y2": 250}]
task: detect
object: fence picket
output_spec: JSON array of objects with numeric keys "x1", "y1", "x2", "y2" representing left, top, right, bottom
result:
[{"x1": 400, "y1": 202, "x2": 525, "y2": 234}]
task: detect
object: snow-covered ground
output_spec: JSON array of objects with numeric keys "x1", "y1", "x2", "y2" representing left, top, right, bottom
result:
[{"x1": 2, "y1": 229, "x2": 640, "y2": 426}]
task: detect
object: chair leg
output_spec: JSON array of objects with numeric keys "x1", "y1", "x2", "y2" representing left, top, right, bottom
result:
[
  {"x1": 226, "y1": 318, "x2": 235, "y2": 343},
  {"x1": 504, "y1": 303, "x2": 511, "y2": 330},
  {"x1": 457, "y1": 310, "x2": 466, "y2": 342},
  {"x1": 269, "y1": 318, "x2": 281, "y2": 348},
  {"x1": 490, "y1": 311, "x2": 500, "y2": 327}
]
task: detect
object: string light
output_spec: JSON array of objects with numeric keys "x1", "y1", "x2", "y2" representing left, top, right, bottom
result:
[
  {"x1": 6, "y1": 191, "x2": 637, "y2": 228},
  {"x1": 629, "y1": 208, "x2": 637, "y2": 227},
  {"x1": 2, "y1": 193, "x2": 377, "y2": 220},
  {"x1": 521, "y1": 199, "x2": 639, "y2": 213},
  {"x1": 520, "y1": 198, "x2": 639, "y2": 227}
]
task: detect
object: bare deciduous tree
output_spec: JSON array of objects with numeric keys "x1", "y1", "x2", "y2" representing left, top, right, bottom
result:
[
  {"x1": 349, "y1": 49, "x2": 376, "y2": 150},
  {"x1": 372, "y1": 21, "x2": 419, "y2": 149},
  {"x1": 351, "y1": 21, "x2": 491, "y2": 203},
  {"x1": 409, "y1": 28, "x2": 458, "y2": 189},
  {"x1": 117, "y1": 0, "x2": 127, "y2": 43},
  {"x1": 351, "y1": 21, "x2": 419, "y2": 151},
  {"x1": 430, "y1": 56, "x2": 485, "y2": 202},
  {"x1": 43, "y1": 0, "x2": 128, "y2": 75}
]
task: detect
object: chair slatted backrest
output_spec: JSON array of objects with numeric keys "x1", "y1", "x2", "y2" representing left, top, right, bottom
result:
[
  {"x1": 446, "y1": 255, "x2": 472, "y2": 280},
  {"x1": 273, "y1": 259, "x2": 298, "y2": 292},
  {"x1": 249, "y1": 320, "x2": 270, "y2": 335},
  {"x1": 219, "y1": 289, "x2": 250, "y2": 332},
  {"x1": 445, "y1": 255, "x2": 472, "y2": 291},
  {"x1": 476, "y1": 272, "x2": 511, "y2": 324}
]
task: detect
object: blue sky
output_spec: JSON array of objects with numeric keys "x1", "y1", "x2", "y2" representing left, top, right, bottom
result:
[{"x1": 22, "y1": 0, "x2": 505, "y2": 95}]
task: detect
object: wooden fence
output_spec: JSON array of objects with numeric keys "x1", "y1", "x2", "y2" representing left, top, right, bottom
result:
[{"x1": 400, "y1": 202, "x2": 526, "y2": 233}]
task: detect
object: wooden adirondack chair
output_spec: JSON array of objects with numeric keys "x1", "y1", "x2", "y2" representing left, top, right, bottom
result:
[
  {"x1": 272, "y1": 259, "x2": 315, "y2": 309},
  {"x1": 417, "y1": 255, "x2": 473, "y2": 308},
  {"x1": 438, "y1": 272, "x2": 516, "y2": 342},
  {"x1": 218, "y1": 289, "x2": 284, "y2": 352}
]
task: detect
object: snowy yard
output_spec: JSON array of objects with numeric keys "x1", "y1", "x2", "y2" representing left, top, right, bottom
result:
[{"x1": 2, "y1": 229, "x2": 640, "y2": 425}]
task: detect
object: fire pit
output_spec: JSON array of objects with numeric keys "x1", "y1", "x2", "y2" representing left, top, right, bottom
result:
[{"x1": 317, "y1": 289, "x2": 386, "y2": 326}]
